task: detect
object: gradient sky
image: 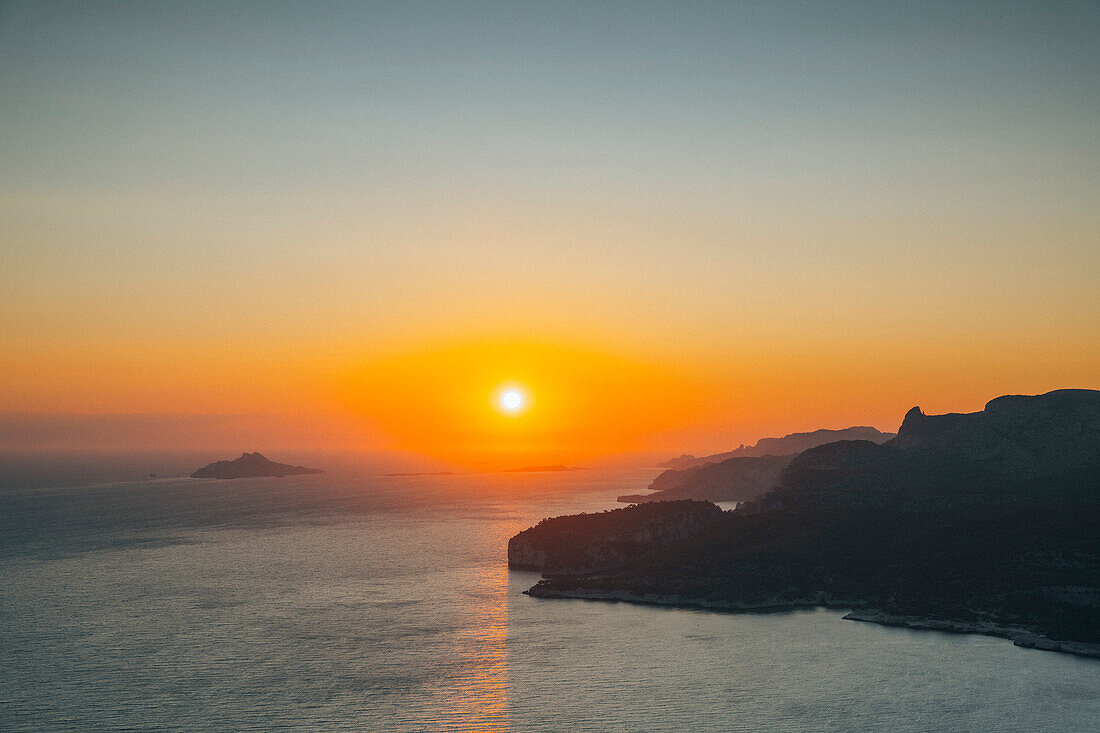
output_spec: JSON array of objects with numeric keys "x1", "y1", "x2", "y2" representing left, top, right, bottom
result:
[{"x1": 2, "y1": 1, "x2": 1098, "y2": 465}]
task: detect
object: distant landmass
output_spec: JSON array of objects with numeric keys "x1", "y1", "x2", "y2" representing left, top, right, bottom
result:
[
  {"x1": 618, "y1": 454, "x2": 795, "y2": 504},
  {"x1": 514, "y1": 389, "x2": 1100, "y2": 657},
  {"x1": 382, "y1": 471, "x2": 455, "y2": 477},
  {"x1": 658, "y1": 426, "x2": 896, "y2": 470},
  {"x1": 504, "y1": 465, "x2": 587, "y2": 473},
  {"x1": 190, "y1": 452, "x2": 323, "y2": 479},
  {"x1": 622, "y1": 426, "x2": 896, "y2": 503}
]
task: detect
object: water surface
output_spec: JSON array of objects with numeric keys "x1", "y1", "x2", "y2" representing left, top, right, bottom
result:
[{"x1": 2, "y1": 457, "x2": 1097, "y2": 731}]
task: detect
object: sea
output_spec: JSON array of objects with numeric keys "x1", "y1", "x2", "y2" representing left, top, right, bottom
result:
[{"x1": 2, "y1": 451, "x2": 1098, "y2": 732}]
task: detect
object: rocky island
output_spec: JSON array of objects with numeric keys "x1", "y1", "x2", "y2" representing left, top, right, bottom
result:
[
  {"x1": 190, "y1": 452, "x2": 323, "y2": 479},
  {"x1": 514, "y1": 389, "x2": 1100, "y2": 658}
]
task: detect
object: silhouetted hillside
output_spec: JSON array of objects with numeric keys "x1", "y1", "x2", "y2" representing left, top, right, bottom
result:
[
  {"x1": 528, "y1": 502, "x2": 1100, "y2": 648},
  {"x1": 751, "y1": 388, "x2": 1100, "y2": 511},
  {"x1": 518, "y1": 389, "x2": 1100, "y2": 654}
]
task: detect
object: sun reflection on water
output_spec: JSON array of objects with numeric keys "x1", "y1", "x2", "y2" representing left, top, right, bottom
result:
[{"x1": 442, "y1": 558, "x2": 510, "y2": 731}]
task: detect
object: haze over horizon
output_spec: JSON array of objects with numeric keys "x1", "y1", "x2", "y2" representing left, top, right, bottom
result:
[{"x1": 2, "y1": 1, "x2": 1097, "y2": 467}]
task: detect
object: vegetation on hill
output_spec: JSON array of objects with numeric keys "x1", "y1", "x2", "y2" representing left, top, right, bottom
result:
[{"x1": 517, "y1": 390, "x2": 1100, "y2": 648}]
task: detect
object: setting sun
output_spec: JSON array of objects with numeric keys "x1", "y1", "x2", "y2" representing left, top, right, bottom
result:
[{"x1": 498, "y1": 388, "x2": 526, "y2": 414}]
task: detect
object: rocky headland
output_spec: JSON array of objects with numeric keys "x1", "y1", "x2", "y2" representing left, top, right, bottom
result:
[
  {"x1": 508, "y1": 500, "x2": 722, "y2": 575},
  {"x1": 513, "y1": 389, "x2": 1100, "y2": 657}
]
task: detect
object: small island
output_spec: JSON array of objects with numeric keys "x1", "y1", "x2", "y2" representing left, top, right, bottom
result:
[
  {"x1": 503, "y1": 464, "x2": 587, "y2": 473},
  {"x1": 382, "y1": 471, "x2": 455, "y2": 477},
  {"x1": 190, "y1": 452, "x2": 324, "y2": 479}
]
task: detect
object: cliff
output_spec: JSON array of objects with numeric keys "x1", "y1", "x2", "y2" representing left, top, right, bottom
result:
[
  {"x1": 520, "y1": 389, "x2": 1100, "y2": 654},
  {"x1": 750, "y1": 388, "x2": 1100, "y2": 511},
  {"x1": 508, "y1": 500, "x2": 723, "y2": 575},
  {"x1": 190, "y1": 452, "x2": 323, "y2": 479},
  {"x1": 525, "y1": 502, "x2": 1100, "y2": 652}
]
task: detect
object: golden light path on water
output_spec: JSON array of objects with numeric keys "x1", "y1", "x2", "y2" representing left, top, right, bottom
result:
[
  {"x1": 445, "y1": 560, "x2": 509, "y2": 730},
  {"x1": 405, "y1": 495, "x2": 523, "y2": 731}
]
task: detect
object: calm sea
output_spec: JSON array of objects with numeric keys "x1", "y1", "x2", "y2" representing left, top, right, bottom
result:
[{"x1": 2, "y1": 452, "x2": 1098, "y2": 732}]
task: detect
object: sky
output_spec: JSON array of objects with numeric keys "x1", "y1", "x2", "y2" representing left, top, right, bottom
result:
[{"x1": 1, "y1": 1, "x2": 1098, "y2": 466}]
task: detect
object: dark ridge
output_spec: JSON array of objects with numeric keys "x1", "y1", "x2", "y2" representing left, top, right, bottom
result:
[
  {"x1": 658, "y1": 426, "x2": 896, "y2": 470},
  {"x1": 639, "y1": 427, "x2": 896, "y2": 503},
  {"x1": 519, "y1": 389, "x2": 1100, "y2": 653}
]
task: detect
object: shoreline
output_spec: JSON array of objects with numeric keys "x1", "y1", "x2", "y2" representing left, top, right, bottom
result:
[
  {"x1": 525, "y1": 586, "x2": 1100, "y2": 659},
  {"x1": 842, "y1": 610, "x2": 1100, "y2": 658}
]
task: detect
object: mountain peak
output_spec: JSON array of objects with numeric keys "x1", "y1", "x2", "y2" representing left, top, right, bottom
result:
[{"x1": 898, "y1": 406, "x2": 925, "y2": 432}]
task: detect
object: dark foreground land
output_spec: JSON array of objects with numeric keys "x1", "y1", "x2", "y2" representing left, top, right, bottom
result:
[{"x1": 511, "y1": 390, "x2": 1100, "y2": 657}]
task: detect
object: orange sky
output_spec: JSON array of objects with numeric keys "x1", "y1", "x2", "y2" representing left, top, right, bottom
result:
[
  {"x1": 2, "y1": 331, "x2": 1096, "y2": 468},
  {"x1": 1, "y1": 3, "x2": 1098, "y2": 467}
]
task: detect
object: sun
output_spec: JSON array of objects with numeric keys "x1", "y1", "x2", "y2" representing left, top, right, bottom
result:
[
  {"x1": 494, "y1": 385, "x2": 528, "y2": 415},
  {"x1": 501, "y1": 390, "x2": 523, "y2": 410}
]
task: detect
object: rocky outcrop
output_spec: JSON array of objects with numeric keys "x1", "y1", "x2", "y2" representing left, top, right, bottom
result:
[
  {"x1": 508, "y1": 500, "x2": 723, "y2": 575},
  {"x1": 190, "y1": 452, "x2": 323, "y2": 479}
]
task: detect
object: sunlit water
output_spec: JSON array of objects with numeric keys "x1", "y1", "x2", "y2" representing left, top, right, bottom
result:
[{"x1": 2, "y1": 455, "x2": 1098, "y2": 731}]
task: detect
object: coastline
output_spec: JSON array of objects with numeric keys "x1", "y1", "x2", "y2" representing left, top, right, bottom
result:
[
  {"x1": 524, "y1": 585, "x2": 1100, "y2": 659},
  {"x1": 843, "y1": 610, "x2": 1100, "y2": 659}
]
